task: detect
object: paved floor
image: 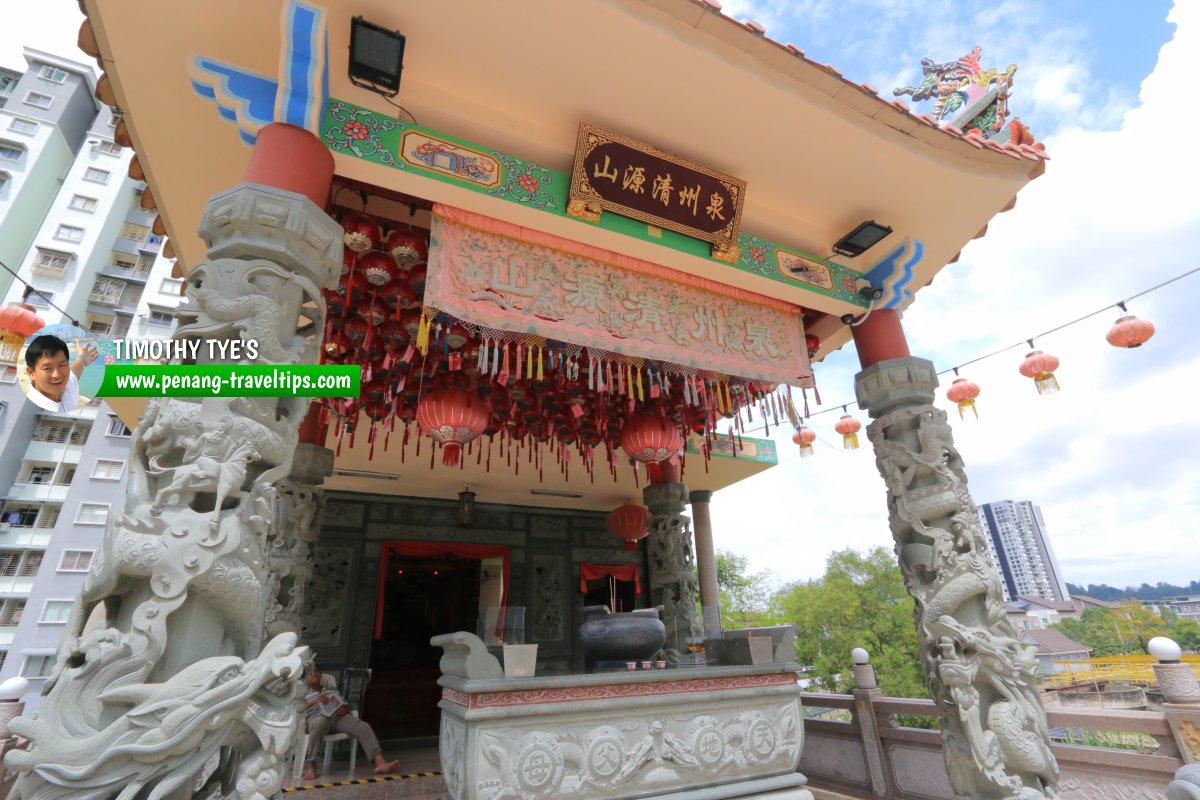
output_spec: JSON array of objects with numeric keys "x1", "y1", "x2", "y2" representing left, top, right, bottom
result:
[{"x1": 280, "y1": 745, "x2": 445, "y2": 800}]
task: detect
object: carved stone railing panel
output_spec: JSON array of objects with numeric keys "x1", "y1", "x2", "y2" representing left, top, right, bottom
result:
[
  {"x1": 855, "y1": 357, "x2": 1059, "y2": 799},
  {"x1": 4, "y1": 183, "x2": 341, "y2": 800}
]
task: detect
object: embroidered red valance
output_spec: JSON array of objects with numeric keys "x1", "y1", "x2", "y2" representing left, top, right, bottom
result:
[{"x1": 579, "y1": 562, "x2": 641, "y2": 595}]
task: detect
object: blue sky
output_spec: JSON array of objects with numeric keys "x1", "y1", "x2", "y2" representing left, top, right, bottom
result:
[{"x1": 3, "y1": 2, "x2": 1197, "y2": 592}]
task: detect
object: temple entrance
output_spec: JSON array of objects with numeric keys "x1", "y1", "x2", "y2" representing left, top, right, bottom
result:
[{"x1": 365, "y1": 541, "x2": 509, "y2": 740}]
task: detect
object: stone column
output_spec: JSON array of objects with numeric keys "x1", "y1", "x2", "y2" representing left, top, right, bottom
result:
[
  {"x1": 1149, "y1": 637, "x2": 1200, "y2": 767},
  {"x1": 5, "y1": 125, "x2": 342, "y2": 800},
  {"x1": 849, "y1": 649, "x2": 895, "y2": 800},
  {"x1": 643, "y1": 479, "x2": 698, "y2": 659},
  {"x1": 264, "y1": 443, "x2": 334, "y2": 640},
  {"x1": 852, "y1": 310, "x2": 1058, "y2": 799},
  {"x1": 689, "y1": 489, "x2": 721, "y2": 639}
]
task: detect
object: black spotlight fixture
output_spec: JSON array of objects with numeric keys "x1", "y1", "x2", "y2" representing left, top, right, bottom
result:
[
  {"x1": 832, "y1": 220, "x2": 893, "y2": 258},
  {"x1": 349, "y1": 16, "x2": 406, "y2": 97}
]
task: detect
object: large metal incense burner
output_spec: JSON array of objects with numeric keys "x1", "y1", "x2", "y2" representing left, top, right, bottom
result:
[{"x1": 432, "y1": 632, "x2": 813, "y2": 800}]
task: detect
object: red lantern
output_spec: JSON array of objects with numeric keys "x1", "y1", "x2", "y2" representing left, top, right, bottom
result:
[
  {"x1": 341, "y1": 212, "x2": 381, "y2": 254},
  {"x1": 791, "y1": 426, "x2": 815, "y2": 458},
  {"x1": 384, "y1": 278, "x2": 417, "y2": 311},
  {"x1": 805, "y1": 333, "x2": 821, "y2": 359},
  {"x1": 607, "y1": 502, "x2": 650, "y2": 552},
  {"x1": 358, "y1": 250, "x2": 398, "y2": 287},
  {"x1": 946, "y1": 377, "x2": 981, "y2": 420},
  {"x1": 834, "y1": 414, "x2": 861, "y2": 450},
  {"x1": 1106, "y1": 315, "x2": 1155, "y2": 349},
  {"x1": 385, "y1": 228, "x2": 428, "y2": 268},
  {"x1": 0, "y1": 302, "x2": 46, "y2": 363},
  {"x1": 343, "y1": 316, "x2": 369, "y2": 344},
  {"x1": 341, "y1": 246, "x2": 356, "y2": 276},
  {"x1": 619, "y1": 413, "x2": 683, "y2": 463},
  {"x1": 1019, "y1": 350, "x2": 1060, "y2": 395},
  {"x1": 416, "y1": 388, "x2": 491, "y2": 466}
]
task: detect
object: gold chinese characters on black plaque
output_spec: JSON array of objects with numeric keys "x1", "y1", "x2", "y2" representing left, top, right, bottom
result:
[{"x1": 567, "y1": 122, "x2": 746, "y2": 264}]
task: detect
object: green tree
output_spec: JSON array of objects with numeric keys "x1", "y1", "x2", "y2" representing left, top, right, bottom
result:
[
  {"x1": 1171, "y1": 619, "x2": 1200, "y2": 653},
  {"x1": 1053, "y1": 608, "x2": 1125, "y2": 656},
  {"x1": 773, "y1": 547, "x2": 925, "y2": 698},
  {"x1": 713, "y1": 549, "x2": 776, "y2": 629}
]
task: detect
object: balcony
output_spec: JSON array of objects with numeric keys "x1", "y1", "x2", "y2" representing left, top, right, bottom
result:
[
  {"x1": 0, "y1": 576, "x2": 36, "y2": 596},
  {"x1": 30, "y1": 262, "x2": 67, "y2": 280},
  {"x1": 0, "y1": 526, "x2": 52, "y2": 548},
  {"x1": 24, "y1": 440, "x2": 83, "y2": 465},
  {"x1": 6, "y1": 482, "x2": 70, "y2": 503},
  {"x1": 88, "y1": 291, "x2": 121, "y2": 307},
  {"x1": 98, "y1": 262, "x2": 151, "y2": 284}
]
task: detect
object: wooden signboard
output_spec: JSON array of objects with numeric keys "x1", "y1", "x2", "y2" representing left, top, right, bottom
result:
[{"x1": 568, "y1": 122, "x2": 746, "y2": 263}]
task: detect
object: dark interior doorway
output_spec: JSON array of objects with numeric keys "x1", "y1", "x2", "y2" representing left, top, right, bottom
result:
[
  {"x1": 583, "y1": 576, "x2": 638, "y2": 614},
  {"x1": 365, "y1": 542, "x2": 508, "y2": 740}
]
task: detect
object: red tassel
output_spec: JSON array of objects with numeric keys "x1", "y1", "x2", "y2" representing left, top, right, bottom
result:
[{"x1": 444, "y1": 442, "x2": 461, "y2": 467}]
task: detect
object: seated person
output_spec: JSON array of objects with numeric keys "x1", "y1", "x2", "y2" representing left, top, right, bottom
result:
[
  {"x1": 303, "y1": 666, "x2": 400, "y2": 780},
  {"x1": 24, "y1": 335, "x2": 97, "y2": 413}
]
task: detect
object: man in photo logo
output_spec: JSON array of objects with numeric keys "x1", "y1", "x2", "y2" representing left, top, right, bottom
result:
[{"x1": 24, "y1": 335, "x2": 98, "y2": 413}]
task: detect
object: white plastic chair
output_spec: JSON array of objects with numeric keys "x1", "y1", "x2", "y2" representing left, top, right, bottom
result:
[{"x1": 291, "y1": 673, "x2": 358, "y2": 780}]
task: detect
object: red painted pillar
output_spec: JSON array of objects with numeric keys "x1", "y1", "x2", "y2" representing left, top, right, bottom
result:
[
  {"x1": 243, "y1": 122, "x2": 334, "y2": 209},
  {"x1": 849, "y1": 309, "x2": 910, "y2": 370},
  {"x1": 244, "y1": 122, "x2": 335, "y2": 444}
]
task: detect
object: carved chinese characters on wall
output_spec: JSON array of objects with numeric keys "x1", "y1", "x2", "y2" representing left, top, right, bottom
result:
[{"x1": 568, "y1": 123, "x2": 746, "y2": 263}]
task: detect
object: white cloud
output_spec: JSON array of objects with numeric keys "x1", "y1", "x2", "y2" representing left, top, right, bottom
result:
[{"x1": 716, "y1": 1, "x2": 1200, "y2": 591}]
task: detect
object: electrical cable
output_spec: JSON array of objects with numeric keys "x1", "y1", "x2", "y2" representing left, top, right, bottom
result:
[{"x1": 734, "y1": 264, "x2": 1200, "y2": 434}]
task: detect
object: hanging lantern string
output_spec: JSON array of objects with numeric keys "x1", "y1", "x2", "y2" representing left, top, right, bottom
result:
[{"x1": 732, "y1": 263, "x2": 1200, "y2": 431}]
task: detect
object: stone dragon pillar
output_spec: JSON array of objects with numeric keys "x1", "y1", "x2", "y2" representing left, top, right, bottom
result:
[
  {"x1": 4, "y1": 178, "x2": 342, "y2": 800},
  {"x1": 643, "y1": 479, "x2": 699, "y2": 660},
  {"x1": 855, "y1": 354, "x2": 1059, "y2": 799}
]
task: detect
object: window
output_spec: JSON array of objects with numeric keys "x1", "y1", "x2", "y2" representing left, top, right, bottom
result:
[
  {"x1": 2, "y1": 506, "x2": 39, "y2": 527},
  {"x1": 159, "y1": 277, "x2": 184, "y2": 294},
  {"x1": 8, "y1": 118, "x2": 38, "y2": 135},
  {"x1": 0, "y1": 599, "x2": 26, "y2": 627},
  {"x1": 36, "y1": 506, "x2": 60, "y2": 529},
  {"x1": 24, "y1": 466, "x2": 53, "y2": 484},
  {"x1": 18, "y1": 552, "x2": 42, "y2": 577},
  {"x1": 32, "y1": 249, "x2": 71, "y2": 277},
  {"x1": 75, "y1": 503, "x2": 109, "y2": 525},
  {"x1": 83, "y1": 167, "x2": 110, "y2": 184},
  {"x1": 0, "y1": 141, "x2": 23, "y2": 162},
  {"x1": 0, "y1": 551, "x2": 22, "y2": 577},
  {"x1": 146, "y1": 309, "x2": 174, "y2": 327},
  {"x1": 0, "y1": 652, "x2": 6, "y2": 672},
  {"x1": 120, "y1": 222, "x2": 150, "y2": 242},
  {"x1": 24, "y1": 91, "x2": 53, "y2": 109},
  {"x1": 59, "y1": 550, "x2": 93, "y2": 572},
  {"x1": 68, "y1": 194, "x2": 98, "y2": 212},
  {"x1": 89, "y1": 278, "x2": 124, "y2": 305},
  {"x1": 87, "y1": 316, "x2": 112, "y2": 335},
  {"x1": 0, "y1": 366, "x2": 16, "y2": 384},
  {"x1": 107, "y1": 416, "x2": 132, "y2": 437},
  {"x1": 38, "y1": 66, "x2": 68, "y2": 83},
  {"x1": 96, "y1": 140, "x2": 122, "y2": 156},
  {"x1": 40, "y1": 600, "x2": 73, "y2": 623},
  {"x1": 54, "y1": 224, "x2": 85, "y2": 243},
  {"x1": 32, "y1": 419, "x2": 72, "y2": 443},
  {"x1": 22, "y1": 655, "x2": 55, "y2": 678},
  {"x1": 91, "y1": 459, "x2": 124, "y2": 480},
  {"x1": 25, "y1": 288, "x2": 52, "y2": 308}
]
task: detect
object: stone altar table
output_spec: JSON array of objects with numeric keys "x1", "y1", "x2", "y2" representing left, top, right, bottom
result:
[{"x1": 433, "y1": 636, "x2": 813, "y2": 800}]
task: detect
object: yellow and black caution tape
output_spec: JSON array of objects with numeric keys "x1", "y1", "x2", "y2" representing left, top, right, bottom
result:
[{"x1": 282, "y1": 771, "x2": 441, "y2": 793}]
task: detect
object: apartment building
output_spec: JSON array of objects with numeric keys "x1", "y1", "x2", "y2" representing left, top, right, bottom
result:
[
  {"x1": 0, "y1": 48, "x2": 181, "y2": 712},
  {"x1": 978, "y1": 499, "x2": 1072, "y2": 604}
]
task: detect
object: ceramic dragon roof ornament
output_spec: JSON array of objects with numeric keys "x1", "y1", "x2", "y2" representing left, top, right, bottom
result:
[{"x1": 894, "y1": 46, "x2": 1034, "y2": 145}]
